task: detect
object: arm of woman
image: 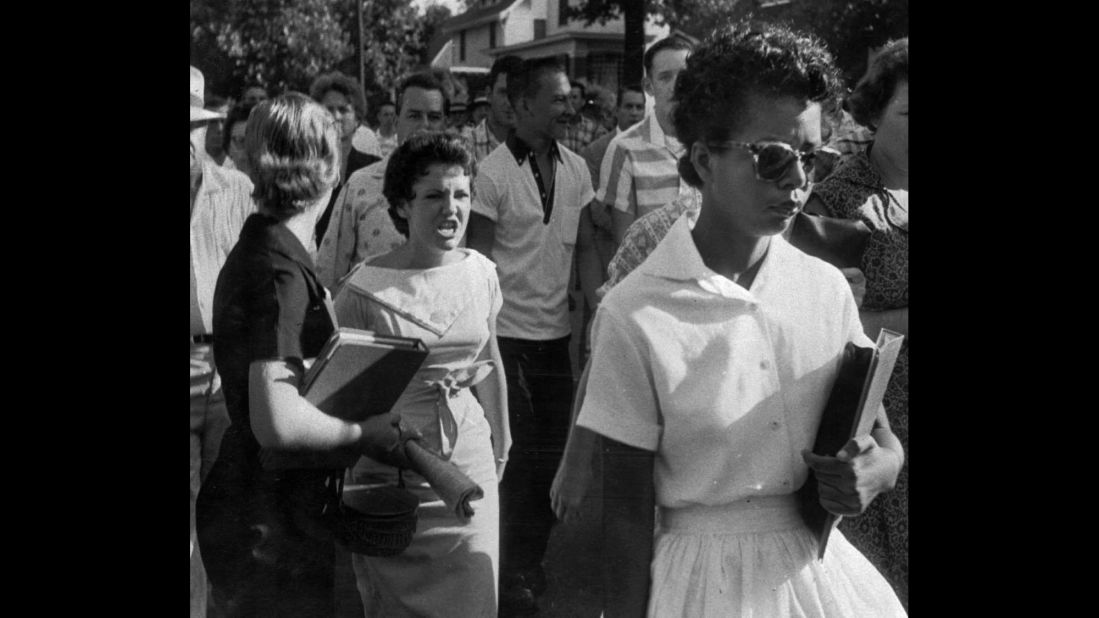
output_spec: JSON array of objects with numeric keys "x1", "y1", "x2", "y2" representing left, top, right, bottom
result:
[
  {"x1": 551, "y1": 359, "x2": 602, "y2": 523},
  {"x1": 472, "y1": 320, "x2": 510, "y2": 480},
  {"x1": 248, "y1": 360, "x2": 409, "y2": 465},
  {"x1": 602, "y1": 437, "x2": 655, "y2": 618},
  {"x1": 859, "y1": 306, "x2": 908, "y2": 339}
]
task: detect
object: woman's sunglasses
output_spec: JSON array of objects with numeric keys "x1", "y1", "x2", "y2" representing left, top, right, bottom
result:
[{"x1": 710, "y1": 140, "x2": 819, "y2": 183}]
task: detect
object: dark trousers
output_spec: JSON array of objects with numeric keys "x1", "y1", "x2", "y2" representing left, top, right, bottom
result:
[
  {"x1": 191, "y1": 368, "x2": 230, "y2": 618},
  {"x1": 497, "y1": 335, "x2": 574, "y2": 577}
]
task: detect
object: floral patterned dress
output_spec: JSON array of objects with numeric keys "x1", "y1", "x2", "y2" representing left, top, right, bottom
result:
[{"x1": 811, "y1": 150, "x2": 909, "y2": 608}]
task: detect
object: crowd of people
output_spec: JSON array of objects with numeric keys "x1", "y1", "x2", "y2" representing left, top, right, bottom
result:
[{"x1": 190, "y1": 20, "x2": 908, "y2": 618}]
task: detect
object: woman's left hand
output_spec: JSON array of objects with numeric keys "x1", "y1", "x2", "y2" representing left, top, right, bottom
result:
[{"x1": 801, "y1": 435, "x2": 902, "y2": 516}]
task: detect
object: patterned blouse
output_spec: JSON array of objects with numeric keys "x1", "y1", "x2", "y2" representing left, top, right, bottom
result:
[
  {"x1": 314, "y1": 156, "x2": 406, "y2": 292},
  {"x1": 809, "y1": 152, "x2": 908, "y2": 311}
]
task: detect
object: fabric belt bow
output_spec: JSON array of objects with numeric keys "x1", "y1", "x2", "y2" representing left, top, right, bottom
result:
[{"x1": 421, "y1": 360, "x2": 496, "y2": 457}]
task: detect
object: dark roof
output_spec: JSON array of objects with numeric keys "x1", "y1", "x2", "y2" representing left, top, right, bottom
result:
[{"x1": 442, "y1": 0, "x2": 517, "y2": 33}]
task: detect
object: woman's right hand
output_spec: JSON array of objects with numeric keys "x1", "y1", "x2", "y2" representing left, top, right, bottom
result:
[{"x1": 357, "y1": 413, "x2": 419, "y2": 468}]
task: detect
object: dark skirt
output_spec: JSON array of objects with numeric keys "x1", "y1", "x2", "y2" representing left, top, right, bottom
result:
[{"x1": 196, "y1": 429, "x2": 343, "y2": 617}]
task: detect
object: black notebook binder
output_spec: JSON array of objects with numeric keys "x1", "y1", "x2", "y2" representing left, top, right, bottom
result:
[
  {"x1": 798, "y1": 328, "x2": 904, "y2": 559},
  {"x1": 259, "y1": 327, "x2": 429, "y2": 471}
]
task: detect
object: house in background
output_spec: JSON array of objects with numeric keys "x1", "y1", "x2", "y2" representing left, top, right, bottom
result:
[{"x1": 435, "y1": 0, "x2": 672, "y2": 98}]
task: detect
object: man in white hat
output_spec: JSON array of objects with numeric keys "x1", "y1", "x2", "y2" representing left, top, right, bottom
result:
[{"x1": 190, "y1": 65, "x2": 255, "y2": 618}]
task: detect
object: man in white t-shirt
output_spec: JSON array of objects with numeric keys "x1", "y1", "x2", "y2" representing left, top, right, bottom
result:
[{"x1": 466, "y1": 57, "x2": 597, "y2": 615}]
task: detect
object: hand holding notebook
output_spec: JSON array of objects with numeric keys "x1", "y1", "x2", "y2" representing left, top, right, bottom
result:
[{"x1": 797, "y1": 328, "x2": 905, "y2": 559}]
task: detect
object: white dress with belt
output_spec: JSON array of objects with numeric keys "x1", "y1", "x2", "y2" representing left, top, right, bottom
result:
[{"x1": 333, "y1": 249, "x2": 504, "y2": 617}]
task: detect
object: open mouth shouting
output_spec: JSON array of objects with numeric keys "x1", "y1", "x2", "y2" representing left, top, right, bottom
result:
[{"x1": 436, "y1": 219, "x2": 461, "y2": 239}]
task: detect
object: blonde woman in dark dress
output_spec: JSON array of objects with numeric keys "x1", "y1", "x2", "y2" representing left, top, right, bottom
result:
[{"x1": 196, "y1": 93, "x2": 410, "y2": 617}]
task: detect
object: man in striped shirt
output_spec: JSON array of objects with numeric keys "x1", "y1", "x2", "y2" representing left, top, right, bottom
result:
[{"x1": 596, "y1": 36, "x2": 694, "y2": 246}]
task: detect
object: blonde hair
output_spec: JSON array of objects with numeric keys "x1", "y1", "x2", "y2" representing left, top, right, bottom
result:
[{"x1": 245, "y1": 92, "x2": 340, "y2": 220}]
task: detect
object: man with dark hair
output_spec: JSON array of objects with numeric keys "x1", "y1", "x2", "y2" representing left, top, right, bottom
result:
[
  {"x1": 469, "y1": 96, "x2": 491, "y2": 126},
  {"x1": 461, "y1": 54, "x2": 523, "y2": 163},
  {"x1": 568, "y1": 79, "x2": 586, "y2": 111},
  {"x1": 190, "y1": 66, "x2": 255, "y2": 618},
  {"x1": 315, "y1": 71, "x2": 448, "y2": 290},
  {"x1": 466, "y1": 56, "x2": 599, "y2": 615},
  {"x1": 311, "y1": 72, "x2": 383, "y2": 161},
  {"x1": 309, "y1": 71, "x2": 383, "y2": 246},
  {"x1": 562, "y1": 78, "x2": 608, "y2": 152},
  {"x1": 241, "y1": 84, "x2": 268, "y2": 107},
  {"x1": 375, "y1": 100, "x2": 398, "y2": 157}
]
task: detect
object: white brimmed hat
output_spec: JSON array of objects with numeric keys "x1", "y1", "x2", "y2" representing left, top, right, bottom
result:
[{"x1": 191, "y1": 66, "x2": 225, "y2": 122}]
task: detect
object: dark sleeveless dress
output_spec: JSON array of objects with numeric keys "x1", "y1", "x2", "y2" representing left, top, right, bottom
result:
[{"x1": 197, "y1": 213, "x2": 342, "y2": 617}]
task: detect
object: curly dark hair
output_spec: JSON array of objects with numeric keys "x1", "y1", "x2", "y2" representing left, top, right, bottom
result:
[
  {"x1": 246, "y1": 93, "x2": 340, "y2": 220},
  {"x1": 309, "y1": 71, "x2": 367, "y2": 120},
  {"x1": 672, "y1": 22, "x2": 844, "y2": 188},
  {"x1": 845, "y1": 38, "x2": 908, "y2": 130},
  {"x1": 382, "y1": 132, "x2": 473, "y2": 237}
]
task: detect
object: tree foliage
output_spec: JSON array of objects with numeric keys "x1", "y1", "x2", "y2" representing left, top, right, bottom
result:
[
  {"x1": 566, "y1": 0, "x2": 908, "y2": 86},
  {"x1": 191, "y1": 0, "x2": 350, "y2": 96},
  {"x1": 332, "y1": 0, "x2": 440, "y2": 98},
  {"x1": 708, "y1": 0, "x2": 908, "y2": 83},
  {"x1": 191, "y1": 0, "x2": 451, "y2": 101}
]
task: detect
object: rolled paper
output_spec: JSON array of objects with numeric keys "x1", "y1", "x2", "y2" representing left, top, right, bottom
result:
[{"x1": 403, "y1": 438, "x2": 484, "y2": 519}]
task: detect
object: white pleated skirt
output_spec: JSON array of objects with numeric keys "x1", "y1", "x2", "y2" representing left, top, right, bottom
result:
[{"x1": 649, "y1": 494, "x2": 906, "y2": 618}]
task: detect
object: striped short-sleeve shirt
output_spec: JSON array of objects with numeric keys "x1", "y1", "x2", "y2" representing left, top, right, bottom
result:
[{"x1": 595, "y1": 114, "x2": 690, "y2": 219}]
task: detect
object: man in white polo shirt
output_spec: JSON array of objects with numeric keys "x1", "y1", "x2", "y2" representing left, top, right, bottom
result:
[{"x1": 467, "y1": 56, "x2": 596, "y2": 614}]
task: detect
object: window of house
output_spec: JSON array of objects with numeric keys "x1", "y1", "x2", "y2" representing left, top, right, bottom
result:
[
  {"x1": 559, "y1": 0, "x2": 569, "y2": 26},
  {"x1": 460, "y1": 30, "x2": 466, "y2": 61},
  {"x1": 489, "y1": 22, "x2": 496, "y2": 48},
  {"x1": 535, "y1": 19, "x2": 546, "y2": 39}
]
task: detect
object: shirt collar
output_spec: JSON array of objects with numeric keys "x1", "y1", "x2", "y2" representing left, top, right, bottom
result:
[
  {"x1": 505, "y1": 130, "x2": 563, "y2": 165},
  {"x1": 479, "y1": 118, "x2": 502, "y2": 147},
  {"x1": 239, "y1": 212, "x2": 316, "y2": 271},
  {"x1": 643, "y1": 113, "x2": 683, "y2": 155},
  {"x1": 369, "y1": 153, "x2": 390, "y2": 178},
  {"x1": 640, "y1": 215, "x2": 792, "y2": 303},
  {"x1": 198, "y1": 158, "x2": 229, "y2": 197}
]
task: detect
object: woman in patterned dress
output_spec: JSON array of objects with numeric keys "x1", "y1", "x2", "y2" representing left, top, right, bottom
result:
[
  {"x1": 804, "y1": 37, "x2": 909, "y2": 608},
  {"x1": 333, "y1": 132, "x2": 510, "y2": 616}
]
